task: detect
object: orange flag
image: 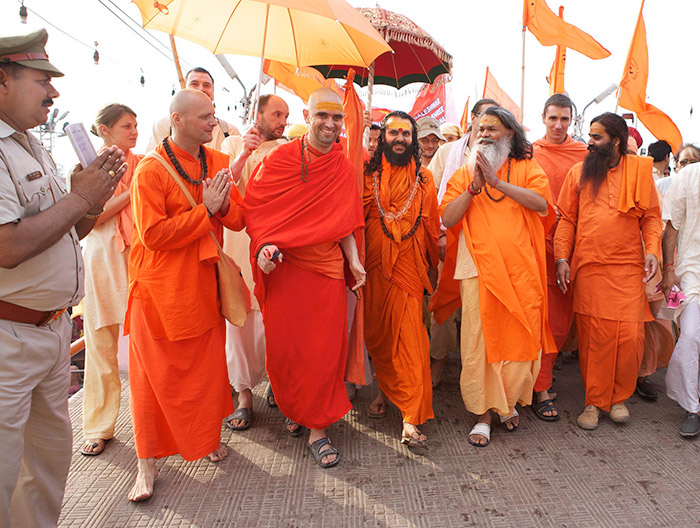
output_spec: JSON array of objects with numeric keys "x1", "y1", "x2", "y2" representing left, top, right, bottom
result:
[
  {"x1": 618, "y1": 1, "x2": 682, "y2": 152},
  {"x1": 548, "y1": 6, "x2": 566, "y2": 96},
  {"x1": 341, "y1": 69, "x2": 367, "y2": 385},
  {"x1": 460, "y1": 96, "x2": 471, "y2": 133},
  {"x1": 483, "y1": 67, "x2": 521, "y2": 123},
  {"x1": 523, "y1": 0, "x2": 610, "y2": 60},
  {"x1": 263, "y1": 60, "x2": 340, "y2": 103}
]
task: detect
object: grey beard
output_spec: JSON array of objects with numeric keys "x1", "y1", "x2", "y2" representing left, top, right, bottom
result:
[{"x1": 468, "y1": 137, "x2": 511, "y2": 175}]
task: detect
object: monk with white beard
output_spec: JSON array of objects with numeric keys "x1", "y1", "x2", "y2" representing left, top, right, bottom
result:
[{"x1": 440, "y1": 107, "x2": 556, "y2": 447}]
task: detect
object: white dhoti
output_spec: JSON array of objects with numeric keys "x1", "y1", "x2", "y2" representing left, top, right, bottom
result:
[
  {"x1": 666, "y1": 301, "x2": 700, "y2": 414},
  {"x1": 226, "y1": 309, "x2": 266, "y2": 392}
]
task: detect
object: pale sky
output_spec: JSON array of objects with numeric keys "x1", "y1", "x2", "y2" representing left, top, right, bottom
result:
[{"x1": 1, "y1": 0, "x2": 697, "y2": 171}]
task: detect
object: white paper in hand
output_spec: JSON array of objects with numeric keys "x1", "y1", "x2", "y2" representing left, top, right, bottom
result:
[{"x1": 65, "y1": 123, "x2": 97, "y2": 168}]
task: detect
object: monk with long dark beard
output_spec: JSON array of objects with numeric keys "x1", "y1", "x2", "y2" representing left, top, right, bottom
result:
[
  {"x1": 554, "y1": 112, "x2": 662, "y2": 430},
  {"x1": 363, "y1": 112, "x2": 440, "y2": 447}
]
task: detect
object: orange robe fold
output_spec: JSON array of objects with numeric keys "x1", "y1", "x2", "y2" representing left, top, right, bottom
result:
[
  {"x1": 243, "y1": 139, "x2": 364, "y2": 429},
  {"x1": 554, "y1": 155, "x2": 662, "y2": 410},
  {"x1": 532, "y1": 136, "x2": 588, "y2": 391},
  {"x1": 440, "y1": 158, "x2": 557, "y2": 364},
  {"x1": 126, "y1": 141, "x2": 243, "y2": 459},
  {"x1": 363, "y1": 158, "x2": 440, "y2": 425}
]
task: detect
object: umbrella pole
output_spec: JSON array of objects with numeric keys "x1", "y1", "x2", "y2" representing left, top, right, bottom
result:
[
  {"x1": 364, "y1": 62, "x2": 375, "y2": 147},
  {"x1": 519, "y1": 25, "x2": 525, "y2": 124},
  {"x1": 169, "y1": 34, "x2": 185, "y2": 89},
  {"x1": 250, "y1": 5, "x2": 271, "y2": 125}
]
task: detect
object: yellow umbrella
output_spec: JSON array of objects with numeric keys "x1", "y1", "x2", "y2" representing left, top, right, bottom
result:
[{"x1": 133, "y1": 0, "x2": 391, "y2": 69}]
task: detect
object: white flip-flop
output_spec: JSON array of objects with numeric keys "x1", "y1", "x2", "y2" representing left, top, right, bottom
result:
[
  {"x1": 500, "y1": 408, "x2": 520, "y2": 431},
  {"x1": 468, "y1": 422, "x2": 491, "y2": 447}
]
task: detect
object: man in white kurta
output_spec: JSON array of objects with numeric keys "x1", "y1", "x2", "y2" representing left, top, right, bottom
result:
[
  {"x1": 662, "y1": 163, "x2": 700, "y2": 437},
  {"x1": 220, "y1": 94, "x2": 289, "y2": 429}
]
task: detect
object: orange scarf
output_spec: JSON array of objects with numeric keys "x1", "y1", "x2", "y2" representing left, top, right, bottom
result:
[{"x1": 114, "y1": 150, "x2": 143, "y2": 252}]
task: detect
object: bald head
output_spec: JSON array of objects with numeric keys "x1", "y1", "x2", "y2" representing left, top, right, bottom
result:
[
  {"x1": 303, "y1": 88, "x2": 344, "y2": 152},
  {"x1": 307, "y1": 88, "x2": 343, "y2": 114},
  {"x1": 169, "y1": 89, "x2": 217, "y2": 147}
]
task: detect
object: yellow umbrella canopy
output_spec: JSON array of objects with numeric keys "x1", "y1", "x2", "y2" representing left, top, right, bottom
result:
[{"x1": 133, "y1": 0, "x2": 391, "y2": 68}]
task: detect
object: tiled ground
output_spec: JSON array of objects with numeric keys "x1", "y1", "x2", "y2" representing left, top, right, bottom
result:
[{"x1": 59, "y1": 354, "x2": 700, "y2": 527}]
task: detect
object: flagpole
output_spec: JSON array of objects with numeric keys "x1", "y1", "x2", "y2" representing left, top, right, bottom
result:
[{"x1": 520, "y1": 25, "x2": 526, "y2": 124}]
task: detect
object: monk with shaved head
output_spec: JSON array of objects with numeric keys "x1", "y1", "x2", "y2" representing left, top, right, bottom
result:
[
  {"x1": 126, "y1": 88, "x2": 245, "y2": 500},
  {"x1": 243, "y1": 87, "x2": 365, "y2": 468}
]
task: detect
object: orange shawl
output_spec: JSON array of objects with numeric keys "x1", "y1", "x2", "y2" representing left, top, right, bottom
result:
[{"x1": 114, "y1": 149, "x2": 143, "y2": 252}]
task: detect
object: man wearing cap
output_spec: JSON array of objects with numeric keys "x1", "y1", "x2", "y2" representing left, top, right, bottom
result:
[
  {"x1": 440, "y1": 122, "x2": 462, "y2": 144},
  {"x1": 146, "y1": 66, "x2": 240, "y2": 151},
  {"x1": 0, "y1": 28, "x2": 126, "y2": 526},
  {"x1": 416, "y1": 116, "x2": 445, "y2": 168}
]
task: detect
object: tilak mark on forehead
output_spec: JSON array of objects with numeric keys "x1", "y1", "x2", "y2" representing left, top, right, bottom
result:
[
  {"x1": 315, "y1": 101, "x2": 343, "y2": 113},
  {"x1": 480, "y1": 115, "x2": 502, "y2": 127},
  {"x1": 590, "y1": 123, "x2": 606, "y2": 135},
  {"x1": 385, "y1": 119, "x2": 413, "y2": 132}
]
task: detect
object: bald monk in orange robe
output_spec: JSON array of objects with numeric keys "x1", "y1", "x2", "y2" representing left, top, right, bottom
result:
[
  {"x1": 125, "y1": 90, "x2": 244, "y2": 501},
  {"x1": 243, "y1": 88, "x2": 365, "y2": 469},
  {"x1": 554, "y1": 113, "x2": 662, "y2": 430},
  {"x1": 531, "y1": 94, "x2": 588, "y2": 420},
  {"x1": 363, "y1": 112, "x2": 440, "y2": 447},
  {"x1": 441, "y1": 107, "x2": 556, "y2": 447}
]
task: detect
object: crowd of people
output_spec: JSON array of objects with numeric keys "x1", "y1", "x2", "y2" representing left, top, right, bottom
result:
[{"x1": 1, "y1": 27, "x2": 699, "y2": 527}]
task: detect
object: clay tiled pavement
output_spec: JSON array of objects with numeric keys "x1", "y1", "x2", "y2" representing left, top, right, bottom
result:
[{"x1": 60, "y1": 355, "x2": 700, "y2": 527}]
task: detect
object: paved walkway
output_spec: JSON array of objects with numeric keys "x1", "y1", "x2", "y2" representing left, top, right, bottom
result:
[{"x1": 59, "y1": 354, "x2": 700, "y2": 527}]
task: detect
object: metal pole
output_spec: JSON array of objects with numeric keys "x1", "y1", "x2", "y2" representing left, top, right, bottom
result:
[
  {"x1": 250, "y1": 5, "x2": 270, "y2": 125},
  {"x1": 520, "y1": 26, "x2": 526, "y2": 124}
]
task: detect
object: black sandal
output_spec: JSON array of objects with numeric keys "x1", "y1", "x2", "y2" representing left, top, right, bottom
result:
[
  {"x1": 285, "y1": 417, "x2": 304, "y2": 437},
  {"x1": 533, "y1": 399, "x2": 560, "y2": 422},
  {"x1": 266, "y1": 385, "x2": 278, "y2": 408},
  {"x1": 308, "y1": 437, "x2": 340, "y2": 468}
]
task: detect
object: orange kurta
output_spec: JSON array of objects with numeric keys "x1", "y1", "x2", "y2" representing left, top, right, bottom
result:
[
  {"x1": 532, "y1": 136, "x2": 588, "y2": 392},
  {"x1": 554, "y1": 155, "x2": 662, "y2": 410},
  {"x1": 126, "y1": 141, "x2": 243, "y2": 460},
  {"x1": 243, "y1": 139, "x2": 364, "y2": 430},
  {"x1": 363, "y1": 158, "x2": 440, "y2": 426},
  {"x1": 441, "y1": 158, "x2": 557, "y2": 364}
]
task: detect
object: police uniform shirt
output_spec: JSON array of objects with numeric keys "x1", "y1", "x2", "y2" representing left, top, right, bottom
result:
[{"x1": 0, "y1": 118, "x2": 84, "y2": 311}]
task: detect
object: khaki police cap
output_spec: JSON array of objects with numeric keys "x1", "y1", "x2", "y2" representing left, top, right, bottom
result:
[{"x1": 0, "y1": 28, "x2": 64, "y2": 77}]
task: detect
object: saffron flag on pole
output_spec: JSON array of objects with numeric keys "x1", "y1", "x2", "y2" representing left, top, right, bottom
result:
[
  {"x1": 340, "y1": 69, "x2": 367, "y2": 385},
  {"x1": 460, "y1": 96, "x2": 471, "y2": 133},
  {"x1": 483, "y1": 67, "x2": 521, "y2": 123},
  {"x1": 618, "y1": 0, "x2": 682, "y2": 152},
  {"x1": 548, "y1": 6, "x2": 566, "y2": 96},
  {"x1": 523, "y1": 0, "x2": 610, "y2": 60}
]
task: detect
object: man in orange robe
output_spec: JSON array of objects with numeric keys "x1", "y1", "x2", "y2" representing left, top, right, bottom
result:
[
  {"x1": 531, "y1": 94, "x2": 588, "y2": 421},
  {"x1": 363, "y1": 112, "x2": 440, "y2": 447},
  {"x1": 441, "y1": 107, "x2": 556, "y2": 447},
  {"x1": 243, "y1": 88, "x2": 365, "y2": 469},
  {"x1": 126, "y1": 90, "x2": 244, "y2": 501},
  {"x1": 554, "y1": 112, "x2": 662, "y2": 430}
]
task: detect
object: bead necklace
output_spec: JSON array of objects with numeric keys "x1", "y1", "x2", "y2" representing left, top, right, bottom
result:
[
  {"x1": 373, "y1": 164, "x2": 423, "y2": 242},
  {"x1": 162, "y1": 138, "x2": 207, "y2": 185},
  {"x1": 484, "y1": 158, "x2": 511, "y2": 202},
  {"x1": 300, "y1": 136, "x2": 310, "y2": 182}
]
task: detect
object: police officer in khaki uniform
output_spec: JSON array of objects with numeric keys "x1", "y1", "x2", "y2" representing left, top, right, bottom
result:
[{"x1": 0, "y1": 29, "x2": 128, "y2": 527}]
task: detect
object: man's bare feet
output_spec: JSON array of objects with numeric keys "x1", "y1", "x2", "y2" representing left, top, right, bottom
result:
[
  {"x1": 401, "y1": 421, "x2": 427, "y2": 447},
  {"x1": 431, "y1": 357, "x2": 448, "y2": 388},
  {"x1": 309, "y1": 429, "x2": 338, "y2": 466},
  {"x1": 207, "y1": 444, "x2": 229, "y2": 462},
  {"x1": 468, "y1": 412, "x2": 492, "y2": 446},
  {"x1": 368, "y1": 390, "x2": 389, "y2": 418},
  {"x1": 128, "y1": 458, "x2": 157, "y2": 502}
]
